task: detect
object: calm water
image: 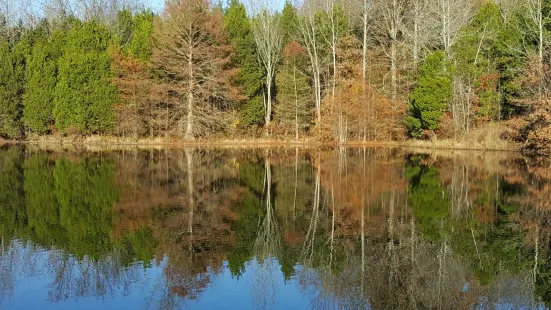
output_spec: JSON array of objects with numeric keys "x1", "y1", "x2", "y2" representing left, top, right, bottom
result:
[{"x1": 0, "y1": 146, "x2": 550, "y2": 309}]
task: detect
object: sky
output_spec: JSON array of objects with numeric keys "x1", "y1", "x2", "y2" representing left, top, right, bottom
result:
[{"x1": 145, "y1": 0, "x2": 165, "y2": 13}]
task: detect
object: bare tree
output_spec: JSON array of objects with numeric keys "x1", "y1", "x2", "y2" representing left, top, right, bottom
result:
[
  {"x1": 0, "y1": 0, "x2": 19, "y2": 25},
  {"x1": 75, "y1": 0, "x2": 143, "y2": 25},
  {"x1": 407, "y1": 0, "x2": 438, "y2": 65},
  {"x1": 372, "y1": 0, "x2": 407, "y2": 102},
  {"x1": 41, "y1": 0, "x2": 74, "y2": 22},
  {"x1": 249, "y1": 0, "x2": 283, "y2": 129},
  {"x1": 297, "y1": 0, "x2": 324, "y2": 126},
  {"x1": 435, "y1": 0, "x2": 473, "y2": 57},
  {"x1": 152, "y1": 0, "x2": 237, "y2": 139},
  {"x1": 324, "y1": 0, "x2": 339, "y2": 100},
  {"x1": 361, "y1": 0, "x2": 370, "y2": 82},
  {"x1": 525, "y1": 0, "x2": 547, "y2": 76}
]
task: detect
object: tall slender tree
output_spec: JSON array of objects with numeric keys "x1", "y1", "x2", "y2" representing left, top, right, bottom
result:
[
  {"x1": 275, "y1": 41, "x2": 312, "y2": 140},
  {"x1": 224, "y1": 0, "x2": 265, "y2": 126},
  {"x1": 250, "y1": 0, "x2": 283, "y2": 129}
]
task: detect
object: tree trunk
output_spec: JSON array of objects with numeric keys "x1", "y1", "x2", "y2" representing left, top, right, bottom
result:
[
  {"x1": 362, "y1": 0, "x2": 368, "y2": 82},
  {"x1": 293, "y1": 64, "x2": 299, "y2": 141},
  {"x1": 362, "y1": 1, "x2": 369, "y2": 141},
  {"x1": 185, "y1": 48, "x2": 194, "y2": 140},
  {"x1": 413, "y1": 0, "x2": 419, "y2": 64},
  {"x1": 391, "y1": 39, "x2": 397, "y2": 101},
  {"x1": 265, "y1": 73, "x2": 272, "y2": 128},
  {"x1": 186, "y1": 149, "x2": 194, "y2": 252}
]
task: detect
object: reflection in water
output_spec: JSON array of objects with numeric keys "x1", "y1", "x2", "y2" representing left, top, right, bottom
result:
[{"x1": 0, "y1": 146, "x2": 550, "y2": 309}]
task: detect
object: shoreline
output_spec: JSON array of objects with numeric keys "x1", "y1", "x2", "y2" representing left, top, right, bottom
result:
[{"x1": 0, "y1": 135, "x2": 522, "y2": 152}]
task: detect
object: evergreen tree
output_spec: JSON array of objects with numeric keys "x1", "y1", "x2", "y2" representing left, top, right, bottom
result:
[
  {"x1": 224, "y1": 0, "x2": 266, "y2": 126},
  {"x1": 406, "y1": 159, "x2": 451, "y2": 242},
  {"x1": 275, "y1": 41, "x2": 312, "y2": 139},
  {"x1": 53, "y1": 21, "x2": 117, "y2": 134},
  {"x1": 53, "y1": 157, "x2": 118, "y2": 259},
  {"x1": 127, "y1": 10, "x2": 155, "y2": 61},
  {"x1": 116, "y1": 9, "x2": 154, "y2": 62},
  {"x1": 405, "y1": 51, "x2": 453, "y2": 138},
  {"x1": 0, "y1": 35, "x2": 28, "y2": 139},
  {"x1": 116, "y1": 9, "x2": 134, "y2": 49},
  {"x1": 280, "y1": 0, "x2": 299, "y2": 44},
  {"x1": 453, "y1": 2, "x2": 525, "y2": 120},
  {"x1": 0, "y1": 40, "x2": 21, "y2": 138},
  {"x1": 23, "y1": 28, "x2": 64, "y2": 134}
]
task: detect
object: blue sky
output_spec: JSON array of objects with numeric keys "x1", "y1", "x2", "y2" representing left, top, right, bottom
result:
[{"x1": 144, "y1": 0, "x2": 165, "y2": 12}]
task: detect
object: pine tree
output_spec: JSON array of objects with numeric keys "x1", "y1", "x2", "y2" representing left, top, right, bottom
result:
[
  {"x1": 280, "y1": 1, "x2": 299, "y2": 45},
  {"x1": 127, "y1": 10, "x2": 154, "y2": 62},
  {"x1": 275, "y1": 41, "x2": 312, "y2": 140},
  {"x1": 53, "y1": 21, "x2": 117, "y2": 134},
  {"x1": 23, "y1": 27, "x2": 64, "y2": 134},
  {"x1": 0, "y1": 24, "x2": 33, "y2": 139},
  {"x1": 116, "y1": 9, "x2": 154, "y2": 62},
  {"x1": 224, "y1": 0, "x2": 265, "y2": 126},
  {"x1": 405, "y1": 51, "x2": 453, "y2": 138},
  {"x1": 454, "y1": 2, "x2": 525, "y2": 119},
  {"x1": 0, "y1": 39, "x2": 22, "y2": 138}
]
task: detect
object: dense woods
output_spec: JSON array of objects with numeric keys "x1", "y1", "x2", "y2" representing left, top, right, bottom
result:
[{"x1": 2, "y1": 0, "x2": 551, "y2": 152}]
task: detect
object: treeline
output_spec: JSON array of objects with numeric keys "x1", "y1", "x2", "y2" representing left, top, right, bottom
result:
[{"x1": 0, "y1": 0, "x2": 550, "y2": 148}]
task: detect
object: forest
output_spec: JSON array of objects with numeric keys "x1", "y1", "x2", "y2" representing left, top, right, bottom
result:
[{"x1": 0, "y1": 0, "x2": 551, "y2": 153}]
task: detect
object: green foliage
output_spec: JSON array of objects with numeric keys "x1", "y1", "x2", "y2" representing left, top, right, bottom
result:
[
  {"x1": 227, "y1": 189, "x2": 263, "y2": 276},
  {"x1": 0, "y1": 147, "x2": 25, "y2": 241},
  {"x1": 406, "y1": 51, "x2": 453, "y2": 138},
  {"x1": 0, "y1": 25, "x2": 37, "y2": 139},
  {"x1": 453, "y1": 2, "x2": 526, "y2": 119},
  {"x1": 224, "y1": 0, "x2": 266, "y2": 126},
  {"x1": 116, "y1": 9, "x2": 135, "y2": 48},
  {"x1": 53, "y1": 157, "x2": 119, "y2": 258},
  {"x1": 0, "y1": 149, "x2": 159, "y2": 263},
  {"x1": 118, "y1": 226, "x2": 158, "y2": 268},
  {"x1": 406, "y1": 160, "x2": 450, "y2": 242},
  {"x1": 315, "y1": 4, "x2": 349, "y2": 47},
  {"x1": 240, "y1": 96, "x2": 266, "y2": 126},
  {"x1": 127, "y1": 11, "x2": 155, "y2": 61},
  {"x1": 117, "y1": 9, "x2": 155, "y2": 61},
  {"x1": 275, "y1": 48, "x2": 313, "y2": 133},
  {"x1": 23, "y1": 29, "x2": 64, "y2": 134},
  {"x1": 453, "y1": 3, "x2": 503, "y2": 77},
  {"x1": 23, "y1": 153, "x2": 65, "y2": 247},
  {"x1": 53, "y1": 21, "x2": 117, "y2": 134},
  {"x1": 0, "y1": 40, "x2": 23, "y2": 138},
  {"x1": 280, "y1": 1, "x2": 299, "y2": 44}
]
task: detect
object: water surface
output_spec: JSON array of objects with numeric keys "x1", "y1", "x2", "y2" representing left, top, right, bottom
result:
[{"x1": 0, "y1": 146, "x2": 550, "y2": 309}]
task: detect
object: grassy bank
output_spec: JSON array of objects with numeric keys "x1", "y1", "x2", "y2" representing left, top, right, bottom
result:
[{"x1": 1, "y1": 124, "x2": 521, "y2": 152}]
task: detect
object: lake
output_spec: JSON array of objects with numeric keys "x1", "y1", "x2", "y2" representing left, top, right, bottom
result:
[{"x1": 0, "y1": 145, "x2": 549, "y2": 309}]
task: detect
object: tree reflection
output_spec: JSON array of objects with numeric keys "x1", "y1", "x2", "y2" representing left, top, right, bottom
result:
[
  {"x1": 0, "y1": 147, "x2": 550, "y2": 309},
  {"x1": 0, "y1": 148, "x2": 157, "y2": 304}
]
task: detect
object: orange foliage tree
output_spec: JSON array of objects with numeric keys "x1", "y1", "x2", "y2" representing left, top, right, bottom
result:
[{"x1": 320, "y1": 35, "x2": 405, "y2": 142}]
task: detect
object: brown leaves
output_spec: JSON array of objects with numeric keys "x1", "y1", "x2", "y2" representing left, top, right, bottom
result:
[{"x1": 149, "y1": 0, "x2": 243, "y2": 137}]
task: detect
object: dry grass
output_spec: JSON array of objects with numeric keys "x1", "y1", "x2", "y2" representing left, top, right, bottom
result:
[
  {"x1": 14, "y1": 123, "x2": 521, "y2": 152},
  {"x1": 347, "y1": 123, "x2": 521, "y2": 152}
]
